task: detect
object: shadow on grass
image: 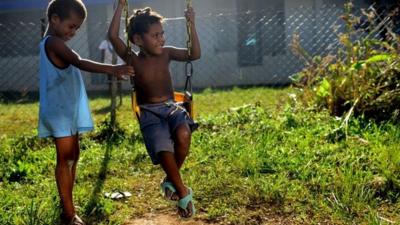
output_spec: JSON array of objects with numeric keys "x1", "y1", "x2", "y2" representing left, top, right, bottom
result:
[
  {"x1": 93, "y1": 105, "x2": 112, "y2": 115},
  {"x1": 83, "y1": 141, "x2": 113, "y2": 223},
  {"x1": 92, "y1": 102, "x2": 124, "y2": 116}
]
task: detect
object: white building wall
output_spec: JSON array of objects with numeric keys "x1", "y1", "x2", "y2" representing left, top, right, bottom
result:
[{"x1": 0, "y1": 0, "x2": 371, "y2": 91}]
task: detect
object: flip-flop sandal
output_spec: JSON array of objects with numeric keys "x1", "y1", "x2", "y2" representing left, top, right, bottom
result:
[
  {"x1": 160, "y1": 179, "x2": 178, "y2": 201},
  {"x1": 104, "y1": 190, "x2": 132, "y2": 200},
  {"x1": 177, "y1": 187, "x2": 196, "y2": 218}
]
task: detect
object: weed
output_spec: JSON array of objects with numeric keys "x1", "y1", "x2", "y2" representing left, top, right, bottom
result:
[{"x1": 291, "y1": 3, "x2": 400, "y2": 122}]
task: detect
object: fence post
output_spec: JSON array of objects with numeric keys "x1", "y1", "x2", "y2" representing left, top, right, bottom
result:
[
  {"x1": 110, "y1": 75, "x2": 117, "y2": 128},
  {"x1": 109, "y1": 3, "x2": 119, "y2": 128}
]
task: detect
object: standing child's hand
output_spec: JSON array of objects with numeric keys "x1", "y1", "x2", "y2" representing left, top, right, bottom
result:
[
  {"x1": 185, "y1": 7, "x2": 196, "y2": 24},
  {"x1": 111, "y1": 65, "x2": 135, "y2": 80}
]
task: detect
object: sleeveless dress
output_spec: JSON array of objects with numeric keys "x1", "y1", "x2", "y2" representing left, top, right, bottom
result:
[{"x1": 38, "y1": 36, "x2": 93, "y2": 138}]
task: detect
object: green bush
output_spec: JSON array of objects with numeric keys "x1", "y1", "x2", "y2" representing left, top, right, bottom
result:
[{"x1": 291, "y1": 3, "x2": 400, "y2": 121}]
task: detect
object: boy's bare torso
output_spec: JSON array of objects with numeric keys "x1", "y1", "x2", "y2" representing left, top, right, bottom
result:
[{"x1": 131, "y1": 49, "x2": 174, "y2": 105}]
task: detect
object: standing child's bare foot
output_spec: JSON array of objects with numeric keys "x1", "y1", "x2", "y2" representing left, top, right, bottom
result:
[{"x1": 62, "y1": 214, "x2": 85, "y2": 225}]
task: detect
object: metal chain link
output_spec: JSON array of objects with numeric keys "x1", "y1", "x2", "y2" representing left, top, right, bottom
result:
[
  {"x1": 124, "y1": 0, "x2": 131, "y2": 54},
  {"x1": 123, "y1": 0, "x2": 135, "y2": 88}
]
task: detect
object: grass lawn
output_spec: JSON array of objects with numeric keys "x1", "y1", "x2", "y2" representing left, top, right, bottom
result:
[{"x1": 0, "y1": 87, "x2": 399, "y2": 225}]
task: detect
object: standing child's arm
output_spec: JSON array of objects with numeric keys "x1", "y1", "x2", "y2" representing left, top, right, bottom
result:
[
  {"x1": 108, "y1": 0, "x2": 131, "y2": 63},
  {"x1": 46, "y1": 37, "x2": 134, "y2": 78},
  {"x1": 167, "y1": 7, "x2": 201, "y2": 61}
]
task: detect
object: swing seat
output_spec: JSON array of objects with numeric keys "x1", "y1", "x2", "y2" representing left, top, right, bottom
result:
[{"x1": 131, "y1": 91, "x2": 194, "y2": 120}]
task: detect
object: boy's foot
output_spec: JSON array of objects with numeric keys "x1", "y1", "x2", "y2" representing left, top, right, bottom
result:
[
  {"x1": 177, "y1": 187, "x2": 196, "y2": 218},
  {"x1": 160, "y1": 178, "x2": 179, "y2": 201}
]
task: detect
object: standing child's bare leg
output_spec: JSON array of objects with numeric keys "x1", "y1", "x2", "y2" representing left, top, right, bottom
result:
[
  {"x1": 70, "y1": 137, "x2": 80, "y2": 193},
  {"x1": 54, "y1": 135, "x2": 81, "y2": 222}
]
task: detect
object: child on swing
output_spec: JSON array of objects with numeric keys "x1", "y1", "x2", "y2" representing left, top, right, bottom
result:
[
  {"x1": 108, "y1": 0, "x2": 201, "y2": 218},
  {"x1": 39, "y1": 0, "x2": 134, "y2": 224}
]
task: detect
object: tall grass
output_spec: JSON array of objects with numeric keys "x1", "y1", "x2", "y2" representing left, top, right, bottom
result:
[{"x1": 0, "y1": 87, "x2": 399, "y2": 224}]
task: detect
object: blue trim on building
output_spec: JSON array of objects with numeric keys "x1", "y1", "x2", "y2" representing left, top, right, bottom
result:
[{"x1": 0, "y1": 0, "x2": 150, "y2": 11}]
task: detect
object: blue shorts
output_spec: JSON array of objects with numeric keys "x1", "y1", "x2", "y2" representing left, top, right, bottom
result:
[{"x1": 139, "y1": 100, "x2": 196, "y2": 165}]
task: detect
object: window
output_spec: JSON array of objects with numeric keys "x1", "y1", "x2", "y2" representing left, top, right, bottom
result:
[
  {"x1": 236, "y1": 0, "x2": 285, "y2": 67},
  {"x1": 214, "y1": 13, "x2": 237, "y2": 53}
]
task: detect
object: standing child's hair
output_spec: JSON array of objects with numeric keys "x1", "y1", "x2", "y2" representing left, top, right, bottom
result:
[
  {"x1": 47, "y1": 0, "x2": 87, "y2": 21},
  {"x1": 128, "y1": 7, "x2": 164, "y2": 43}
]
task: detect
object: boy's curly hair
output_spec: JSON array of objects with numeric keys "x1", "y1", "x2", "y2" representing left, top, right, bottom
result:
[
  {"x1": 128, "y1": 7, "x2": 164, "y2": 43},
  {"x1": 47, "y1": 0, "x2": 87, "y2": 21}
]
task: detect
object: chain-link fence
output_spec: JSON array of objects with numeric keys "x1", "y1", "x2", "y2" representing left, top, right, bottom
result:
[{"x1": 0, "y1": 3, "x2": 399, "y2": 101}]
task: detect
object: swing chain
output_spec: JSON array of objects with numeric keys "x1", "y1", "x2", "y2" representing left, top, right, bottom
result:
[
  {"x1": 123, "y1": 0, "x2": 135, "y2": 87},
  {"x1": 184, "y1": 0, "x2": 194, "y2": 96},
  {"x1": 184, "y1": 61, "x2": 193, "y2": 94},
  {"x1": 124, "y1": 0, "x2": 131, "y2": 53}
]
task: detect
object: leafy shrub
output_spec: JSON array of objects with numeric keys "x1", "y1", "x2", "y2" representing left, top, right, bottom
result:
[{"x1": 291, "y1": 3, "x2": 400, "y2": 121}]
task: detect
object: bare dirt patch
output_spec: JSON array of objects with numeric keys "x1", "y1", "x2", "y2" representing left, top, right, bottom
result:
[{"x1": 123, "y1": 213, "x2": 212, "y2": 225}]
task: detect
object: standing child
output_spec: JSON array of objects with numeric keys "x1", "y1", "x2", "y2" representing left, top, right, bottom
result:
[
  {"x1": 108, "y1": 0, "x2": 201, "y2": 218},
  {"x1": 39, "y1": 0, "x2": 134, "y2": 224}
]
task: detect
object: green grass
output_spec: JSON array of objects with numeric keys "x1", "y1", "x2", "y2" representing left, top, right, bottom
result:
[{"x1": 0, "y1": 87, "x2": 399, "y2": 225}]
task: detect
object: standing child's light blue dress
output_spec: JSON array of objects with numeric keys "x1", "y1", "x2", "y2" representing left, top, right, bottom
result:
[{"x1": 38, "y1": 36, "x2": 94, "y2": 138}]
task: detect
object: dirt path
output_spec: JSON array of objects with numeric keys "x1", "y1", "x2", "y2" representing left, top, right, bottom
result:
[
  {"x1": 123, "y1": 213, "x2": 212, "y2": 225},
  {"x1": 122, "y1": 211, "x2": 297, "y2": 225}
]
